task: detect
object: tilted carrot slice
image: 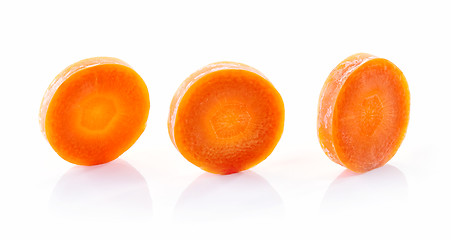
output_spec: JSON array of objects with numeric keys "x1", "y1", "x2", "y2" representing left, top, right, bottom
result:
[
  {"x1": 40, "y1": 57, "x2": 150, "y2": 165},
  {"x1": 168, "y1": 62, "x2": 285, "y2": 175},
  {"x1": 318, "y1": 53, "x2": 410, "y2": 173}
]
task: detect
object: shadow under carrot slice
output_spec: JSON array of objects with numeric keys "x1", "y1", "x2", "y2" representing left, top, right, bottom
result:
[
  {"x1": 168, "y1": 62, "x2": 285, "y2": 175},
  {"x1": 40, "y1": 57, "x2": 150, "y2": 166}
]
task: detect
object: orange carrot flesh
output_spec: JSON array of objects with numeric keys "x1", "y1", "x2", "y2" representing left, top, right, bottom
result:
[
  {"x1": 318, "y1": 53, "x2": 410, "y2": 173},
  {"x1": 168, "y1": 62, "x2": 285, "y2": 175},
  {"x1": 40, "y1": 57, "x2": 149, "y2": 166}
]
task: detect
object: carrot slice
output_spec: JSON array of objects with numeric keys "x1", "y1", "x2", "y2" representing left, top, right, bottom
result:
[
  {"x1": 40, "y1": 57, "x2": 150, "y2": 166},
  {"x1": 318, "y1": 53, "x2": 410, "y2": 173},
  {"x1": 168, "y1": 62, "x2": 285, "y2": 175}
]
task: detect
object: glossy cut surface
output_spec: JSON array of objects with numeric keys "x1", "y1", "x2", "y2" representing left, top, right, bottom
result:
[
  {"x1": 318, "y1": 53, "x2": 410, "y2": 173},
  {"x1": 40, "y1": 57, "x2": 150, "y2": 165},
  {"x1": 168, "y1": 62, "x2": 285, "y2": 175}
]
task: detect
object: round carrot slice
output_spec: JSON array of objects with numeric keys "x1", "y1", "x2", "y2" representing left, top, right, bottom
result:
[
  {"x1": 318, "y1": 53, "x2": 410, "y2": 173},
  {"x1": 168, "y1": 62, "x2": 285, "y2": 175},
  {"x1": 40, "y1": 57, "x2": 150, "y2": 166}
]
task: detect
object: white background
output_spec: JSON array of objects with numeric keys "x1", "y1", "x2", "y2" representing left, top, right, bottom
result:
[{"x1": 1, "y1": 0, "x2": 450, "y2": 239}]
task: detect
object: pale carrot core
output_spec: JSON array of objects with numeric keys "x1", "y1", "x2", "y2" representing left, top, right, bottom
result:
[
  {"x1": 210, "y1": 103, "x2": 251, "y2": 139},
  {"x1": 360, "y1": 94, "x2": 383, "y2": 136},
  {"x1": 80, "y1": 96, "x2": 117, "y2": 131}
]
